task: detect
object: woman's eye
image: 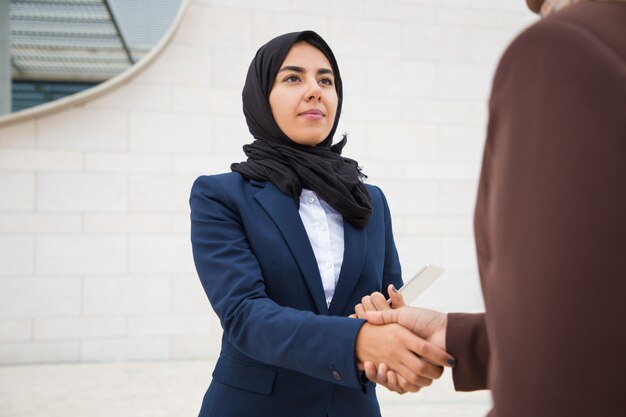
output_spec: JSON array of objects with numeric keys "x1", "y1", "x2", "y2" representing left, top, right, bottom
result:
[
  {"x1": 319, "y1": 77, "x2": 333, "y2": 86},
  {"x1": 284, "y1": 75, "x2": 301, "y2": 83}
]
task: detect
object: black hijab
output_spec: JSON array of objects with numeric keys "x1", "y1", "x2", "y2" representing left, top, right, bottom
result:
[{"x1": 231, "y1": 30, "x2": 372, "y2": 228}]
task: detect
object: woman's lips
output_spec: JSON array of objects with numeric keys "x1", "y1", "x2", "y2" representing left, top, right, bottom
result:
[{"x1": 299, "y1": 109, "x2": 324, "y2": 120}]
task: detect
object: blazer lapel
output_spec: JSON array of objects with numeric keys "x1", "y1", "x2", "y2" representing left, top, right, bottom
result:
[
  {"x1": 253, "y1": 182, "x2": 329, "y2": 315},
  {"x1": 328, "y1": 220, "x2": 366, "y2": 316}
]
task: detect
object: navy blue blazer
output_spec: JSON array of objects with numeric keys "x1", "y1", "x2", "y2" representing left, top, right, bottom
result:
[{"x1": 190, "y1": 172, "x2": 402, "y2": 417}]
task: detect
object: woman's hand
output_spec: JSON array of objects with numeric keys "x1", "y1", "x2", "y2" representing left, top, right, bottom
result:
[
  {"x1": 362, "y1": 361, "x2": 423, "y2": 394},
  {"x1": 351, "y1": 285, "x2": 453, "y2": 394},
  {"x1": 354, "y1": 321, "x2": 450, "y2": 389},
  {"x1": 349, "y1": 284, "x2": 406, "y2": 318},
  {"x1": 362, "y1": 306, "x2": 454, "y2": 394}
]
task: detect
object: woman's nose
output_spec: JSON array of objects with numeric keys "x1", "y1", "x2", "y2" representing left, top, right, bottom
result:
[{"x1": 304, "y1": 79, "x2": 322, "y2": 101}]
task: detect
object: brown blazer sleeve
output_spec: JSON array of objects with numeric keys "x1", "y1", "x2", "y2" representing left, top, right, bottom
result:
[{"x1": 446, "y1": 313, "x2": 489, "y2": 391}]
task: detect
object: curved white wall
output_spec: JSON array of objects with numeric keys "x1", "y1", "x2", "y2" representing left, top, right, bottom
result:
[{"x1": 0, "y1": 0, "x2": 536, "y2": 364}]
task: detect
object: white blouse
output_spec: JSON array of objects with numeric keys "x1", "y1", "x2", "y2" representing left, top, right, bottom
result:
[{"x1": 298, "y1": 189, "x2": 345, "y2": 307}]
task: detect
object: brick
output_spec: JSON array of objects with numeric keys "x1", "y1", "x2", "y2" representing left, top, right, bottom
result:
[
  {"x1": 403, "y1": 24, "x2": 473, "y2": 63},
  {"x1": 377, "y1": 180, "x2": 439, "y2": 216},
  {"x1": 175, "y1": 6, "x2": 252, "y2": 48},
  {"x1": 36, "y1": 108, "x2": 128, "y2": 151},
  {"x1": 130, "y1": 112, "x2": 212, "y2": 153},
  {"x1": 84, "y1": 152, "x2": 171, "y2": 173},
  {"x1": 37, "y1": 173, "x2": 127, "y2": 212},
  {"x1": 440, "y1": 125, "x2": 486, "y2": 162},
  {"x1": 365, "y1": 1, "x2": 437, "y2": 23},
  {"x1": 394, "y1": 235, "x2": 443, "y2": 270},
  {"x1": 129, "y1": 236, "x2": 194, "y2": 274},
  {"x1": 206, "y1": 88, "x2": 241, "y2": 116},
  {"x1": 134, "y1": 43, "x2": 212, "y2": 86},
  {"x1": 170, "y1": 214, "x2": 190, "y2": 234},
  {"x1": 399, "y1": 215, "x2": 473, "y2": 236},
  {"x1": 342, "y1": 95, "x2": 404, "y2": 122},
  {"x1": 0, "y1": 172, "x2": 34, "y2": 210},
  {"x1": 442, "y1": 236, "x2": 478, "y2": 270},
  {"x1": 0, "y1": 149, "x2": 82, "y2": 171},
  {"x1": 171, "y1": 334, "x2": 221, "y2": 359},
  {"x1": 334, "y1": 55, "x2": 368, "y2": 96},
  {"x1": 436, "y1": 62, "x2": 493, "y2": 101},
  {"x1": 0, "y1": 319, "x2": 32, "y2": 342},
  {"x1": 0, "y1": 214, "x2": 82, "y2": 234},
  {"x1": 82, "y1": 276, "x2": 170, "y2": 315},
  {"x1": 128, "y1": 314, "x2": 211, "y2": 336},
  {"x1": 367, "y1": 60, "x2": 437, "y2": 98},
  {"x1": 0, "y1": 341, "x2": 80, "y2": 364},
  {"x1": 403, "y1": 163, "x2": 481, "y2": 181},
  {"x1": 368, "y1": 123, "x2": 438, "y2": 161},
  {"x1": 0, "y1": 237, "x2": 34, "y2": 276},
  {"x1": 33, "y1": 317, "x2": 126, "y2": 340},
  {"x1": 86, "y1": 83, "x2": 171, "y2": 112},
  {"x1": 129, "y1": 174, "x2": 195, "y2": 212},
  {"x1": 436, "y1": 8, "x2": 506, "y2": 28},
  {"x1": 330, "y1": 17, "x2": 401, "y2": 58},
  {"x1": 210, "y1": 47, "x2": 251, "y2": 89},
  {"x1": 36, "y1": 236, "x2": 127, "y2": 275},
  {"x1": 84, "y1": 213, "x2": 171, "y2": 234},
  {"x1": 211, "y1": 114, "x2": 253, "y2": 154},
  {"x1": 171, "y1": 86, "x2": 213, "y2": 114},
  {"x1": 81, "y1": 337, "x2": 169, "y2": 361},
  {"x1": 402, "y1": 99, "x2": 477, "y2": 124},
  {"x1": 171, "y1": 154, "x2": 234, "y2": 175},
  {"x1": 440, "y1": 180, "x2": 478, "y2": 216},
  {"x1": 0, "y1": 278, "x2": 81, "y2": 319},
  {"x1": 251, "y1": 12, "x2": 330, "y2": 46},
  {"x1": 359, "y1": 161, "x2": 405, "y2": 181},
  {"x1": 171, "y1": 275, "x2": 212, "y2": 314},
  {"x1": 289, "y1": 0, "x2": 335, "y2": 15}
]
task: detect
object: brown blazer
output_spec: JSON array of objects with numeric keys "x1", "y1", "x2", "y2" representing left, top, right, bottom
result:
[{"x1": 446, "y1": 2, "x2": 626, "y2": 416}]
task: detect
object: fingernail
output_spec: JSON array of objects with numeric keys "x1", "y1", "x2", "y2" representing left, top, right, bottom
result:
[
  {"x1": 391, "y1": 285, "x2": 398, "y2": 293},
  {"x1": 447, "y1": 358, "x2": 457, "y2": 367}
]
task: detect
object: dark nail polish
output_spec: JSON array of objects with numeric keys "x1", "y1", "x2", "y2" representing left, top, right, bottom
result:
[{"x1": 447, "y1": 358, "x2": 457, "y2": 367}]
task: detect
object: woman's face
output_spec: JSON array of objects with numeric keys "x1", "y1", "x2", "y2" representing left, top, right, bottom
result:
[{"x1": 269, "y1": 42, "x2": 338, "y2": 146}]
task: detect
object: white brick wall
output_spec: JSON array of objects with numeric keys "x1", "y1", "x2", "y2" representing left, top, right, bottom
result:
[
  {"x1": 37, "y1": 173, "x2": 128, "y2": 212},
  {"x1": 0, "y1": 319, "x2": 32, "y2": 342},
  {"x1": 81, "y1": 337, "x2": 170, "y2": 361},
  {"x1": 36, "y1": 236, "x2": 127, "y2": 274},
  {"x1": 0, "y1": 278, "x2": 81, "y2": 318},
  {"x1": 36, "y1": 109, "x2": 129, "y2": 151},
  {"x1": 33, "y1": 317, "x2": 126, "y2": 340},
  {"x1": 0, "y1": 0, "x2": 537, "y2": 363},
  {"x1": 82, "y1": 276, "x2": 171, "y2": 315},
  {"x1": 0, "y1": 237, "x2": 35, "y2": 275},
  {"x1": 0, "y1": 173, "x2": 35, "y2": 210}
]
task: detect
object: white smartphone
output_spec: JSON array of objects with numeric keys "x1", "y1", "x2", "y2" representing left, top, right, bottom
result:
[{"x1": 388, "y1": 264, "x2": 445, "y2": 305}]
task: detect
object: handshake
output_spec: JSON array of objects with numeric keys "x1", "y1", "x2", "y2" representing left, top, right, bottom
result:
[{"x1": 350, "y1": 285, "x2": 456, "y2": 394}]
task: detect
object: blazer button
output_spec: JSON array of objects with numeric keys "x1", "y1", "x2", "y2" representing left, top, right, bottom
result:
[{"x1": 332, "y1": 370, "x2": 342, "y2": 381}]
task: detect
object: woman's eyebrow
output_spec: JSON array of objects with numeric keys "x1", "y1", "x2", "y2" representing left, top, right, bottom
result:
[
  {"x1": 277, "y1": 66, "x2": 334, "y2": 76},
  {"x1": 277, "y1": 65, "x2": 305, "y2": 73}
]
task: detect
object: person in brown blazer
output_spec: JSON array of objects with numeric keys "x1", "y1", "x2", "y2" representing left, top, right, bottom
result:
[{"x1": 363, "y1": 1, "x2": 626, "y2": 416}]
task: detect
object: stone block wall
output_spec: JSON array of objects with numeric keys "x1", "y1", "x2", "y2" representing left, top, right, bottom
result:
[{"x1": 0, "y1": 0, "x2": 536, "y2": 363}]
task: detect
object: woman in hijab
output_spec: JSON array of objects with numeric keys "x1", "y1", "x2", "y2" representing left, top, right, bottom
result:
[{"x1": 190, "y1": 30, "x2": 453, "y2": 417}]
